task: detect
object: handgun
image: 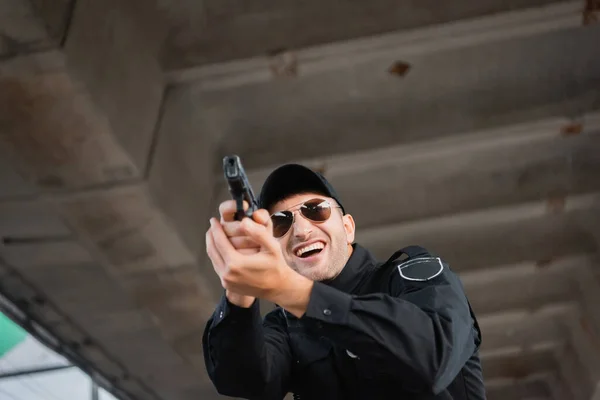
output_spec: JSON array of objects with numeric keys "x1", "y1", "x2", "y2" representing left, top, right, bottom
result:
[{"x1": 223, "y1": 155, "x2": 259, "y2": 221}]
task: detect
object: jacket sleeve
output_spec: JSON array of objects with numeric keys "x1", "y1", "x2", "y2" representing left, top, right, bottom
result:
[
  {"x1": 299, "y1": 249, "x2": 481, "y2": 395},
  {"x1": 203, "y1": 295, "x2": 292, "y2": 399}
]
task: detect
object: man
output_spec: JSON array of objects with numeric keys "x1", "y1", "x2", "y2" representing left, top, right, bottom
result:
[{"x1": 203, "y1": 164, "x2": 486, "y2": 399}]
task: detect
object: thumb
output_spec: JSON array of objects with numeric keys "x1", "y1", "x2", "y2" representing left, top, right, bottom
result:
[{"x1": 252, "y1": 209, "x2": 270, "y2": 226}]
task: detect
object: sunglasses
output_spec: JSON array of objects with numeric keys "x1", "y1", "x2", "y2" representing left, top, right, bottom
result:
[{"x1": 270, "y1": 198, "x2": 341, "y2": 238}]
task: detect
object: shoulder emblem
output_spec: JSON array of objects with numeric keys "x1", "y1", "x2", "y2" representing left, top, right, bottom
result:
[{"x1": 396, "y1": 256, "x2": 445, "y2": 281}]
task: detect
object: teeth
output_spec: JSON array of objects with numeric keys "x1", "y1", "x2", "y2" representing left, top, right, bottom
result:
[{"x1": 296, "y1": 242, "x2": 325, "y2": 257}]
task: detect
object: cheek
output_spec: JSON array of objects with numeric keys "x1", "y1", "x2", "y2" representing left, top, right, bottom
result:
[
  {"x1": 278, "y1": 237, "x2": 292, "y2": 255},
  {"x1": 319, "y1": 223, "x2": 341, "y2": 243},
  {"x1": 338, "y1": 228, "x2": 353, "y2": 245}
]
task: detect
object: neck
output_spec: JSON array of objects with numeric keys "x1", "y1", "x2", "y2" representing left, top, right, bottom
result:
[
  {"x1": 328, "y1": 243, "x2": 354, "y2": 281},
  {"x1": 346, "y1": 243, "x2": 354, "y2": 263}
]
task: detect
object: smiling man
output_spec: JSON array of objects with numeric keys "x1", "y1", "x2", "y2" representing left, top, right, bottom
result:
[{"x1": 202, "y1": 164, "x2": 486, "y2": 400}]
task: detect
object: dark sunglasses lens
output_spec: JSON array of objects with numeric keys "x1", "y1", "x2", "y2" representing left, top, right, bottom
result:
[
  {"x1": 271, "y1": 211, "x2": 293, "y2": 238},
  {"x1": 301, "y1": 199, "x2": 332, "y2": 222}
]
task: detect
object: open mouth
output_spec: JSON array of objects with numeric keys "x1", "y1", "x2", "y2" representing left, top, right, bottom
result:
[
  {"x1": 296, "y1": 242, "x2": 325, "y2": 259},
  {"x1": 299, "y1": 248, "x2": 322, "y2": 258}
]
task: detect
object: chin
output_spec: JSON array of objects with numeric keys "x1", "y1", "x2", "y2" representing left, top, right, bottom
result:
[{"x1": 298, "y1": 266, "x2": 334, "y2": 282}]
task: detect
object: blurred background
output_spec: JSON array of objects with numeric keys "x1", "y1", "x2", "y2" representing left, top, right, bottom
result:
[{"x1": 1, "y1": 0, "x2": 599, "y2": 399}]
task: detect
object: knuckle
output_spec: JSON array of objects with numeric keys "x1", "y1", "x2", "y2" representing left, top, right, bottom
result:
[
  {"x1": 232, "y1": 237, "x2": 252, "y2": 248},
  {"x1": 225, "y1": 222, "x2": 242, "y2": 235},
  {"x1": 219, "y1": 200, "x2": 237, "y2": 219},
  {"x1": 239, "y1": 248, "x2": 259, "y2": 255},
  {"x1": 225, "y1": 260, "x2": 238, "y2": 273},
  {"x1": 240, "y1": 218, "x2": 252, "y2": 231},
  {"x1": 222, "y1": 271, "x2": 236, "y2": 286}
]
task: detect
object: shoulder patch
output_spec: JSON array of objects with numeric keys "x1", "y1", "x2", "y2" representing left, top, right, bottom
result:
[{"x1": 397, "y1": 257, "x2": 444, "y2": 281}]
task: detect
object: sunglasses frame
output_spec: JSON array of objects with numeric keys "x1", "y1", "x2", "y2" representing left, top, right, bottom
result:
[{"x1": 270, "y1": 198, "x2": 341, "y2": 238}]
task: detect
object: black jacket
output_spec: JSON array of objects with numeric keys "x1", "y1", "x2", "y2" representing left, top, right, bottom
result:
[{"x1": 203, "y1": 244, "x2": 486, "y2": 399}]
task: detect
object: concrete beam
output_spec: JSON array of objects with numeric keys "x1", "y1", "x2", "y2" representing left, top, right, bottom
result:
[
  {"x1": 484, "y1": 374, "x2": 553, "y2": 400},
  {"x1": 0, "y1": 186, "x2": 216, "y2": 400},
  {"x1": 572, "y1": 191, "x2": 600, "y2": 251},
  {"x1": 45, "y1": 184, "x2": 196, "y2": 275},
  {"x1": 556, "y1": 342, "x2": 594, "y2": 400},
  {"x1": 0, "y1": 69, "x2": 140, "y2": 191},
  {"x1": 213, "y1": 112, "x2": 600, "y2": 228},
  {"x1": 166, "y1": 1, "x2": 584, "y2": 89},
  {"x1": 259, "y1": 112, "x2": 599, "y2": 182},
  {"x1": 561, "y1": 275, "x2": 600, "y2": 400},
  {"x1": 200, "y1": 23, "x2": 600, "y2": 170},
  {"x1": 462, "y1": 254, "x2": 597, "y2": 315},
  {"x1": 0, "y1": 2, "x2": 219, "y2": 396},
  {"x1": 574, "y1": 265, "x2": 600, "y2": 335},
  {"x1": 357, "y1": 191, "x2": 600, "y2": 267},
  {"x1": 0, "y1": 48, "x2": 65, "y2": 75},
  {"x1": 542, "y1": 371, "x2": 574, "y2": 400},
  {"x1": 26, "y1": 0, "x2": 74, "y2": 43},
  {"x1": 482, "y1": 347, "x2": 556, "y2": 386},
  {"x1": 62, "y1": 0, "x2": 167, "y2": 172},
  {"x1": 0, "y1": 0, "x2": 68, "y2": 57},
  {"x1": 569, "y1": 315, "x2": 600, "y2": 397},
  {"x1": 0, "y1": 199, "x2": 72, "y2": 239},
  {"x1": 147, "y1": 85, "x2": 220, "y2": 274},
  {"x1": 477, "y1": 302, "x2": 575, "y2": 352}
]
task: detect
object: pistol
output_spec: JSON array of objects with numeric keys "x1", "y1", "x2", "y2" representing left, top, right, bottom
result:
[{"x1": 223, "y1": 155, "x2": 259, "y2": 221}]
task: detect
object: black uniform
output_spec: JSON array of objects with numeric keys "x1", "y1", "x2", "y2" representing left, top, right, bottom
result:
[{"x1": 203, "y1": 244, "x2": 485, "y2": 399}]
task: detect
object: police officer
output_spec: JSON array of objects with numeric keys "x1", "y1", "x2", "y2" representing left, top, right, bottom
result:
[{"x1": 203, "y1": 164, "x2": 486, "y2": 399}]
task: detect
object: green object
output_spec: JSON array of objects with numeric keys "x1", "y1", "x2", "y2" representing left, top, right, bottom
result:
[{"x1": 0, "y1": 312, "x2": 27, "y2": 357}]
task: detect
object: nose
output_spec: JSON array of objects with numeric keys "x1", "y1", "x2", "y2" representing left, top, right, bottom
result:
[{"x1": 292, "y1": 211, "x2": 313, "y2": 238}]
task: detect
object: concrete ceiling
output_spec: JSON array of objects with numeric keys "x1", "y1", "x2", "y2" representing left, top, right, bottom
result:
[{"x1": 1, "y1": 1, "x2": 599, "y2": 400}]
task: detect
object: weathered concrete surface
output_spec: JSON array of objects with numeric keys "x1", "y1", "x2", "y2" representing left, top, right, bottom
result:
[
  {"x1": 147, "y1": 85, "x2": 219, "y2": 271},
  {"x1": 63, "y1": 0, "x2": 167, "y2": 172},
  {"x1": 0, "y1": 1, "x2": 217, "y2": 399},
  {"x1": 212, "y1": 114, "x2": 600, "y2": 228},
  {"x1": 1, "y1": 1, "x2": 599, "y2": 399},
  {"x1": 162, "y1": 0, "x2": 569, "y2": 68},
  {"x1": 0, "y1": 0, "x2": 71, "y2": 57},
  {"x1": 202, "y1": 23, "x2": 600, "y2": 170}
]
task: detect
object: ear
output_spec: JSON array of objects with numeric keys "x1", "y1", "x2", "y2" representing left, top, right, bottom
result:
[{"x1": 342, "y1": 213, "x2": 356, "y2": 244}]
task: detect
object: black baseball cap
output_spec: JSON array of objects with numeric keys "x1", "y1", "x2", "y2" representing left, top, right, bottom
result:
[{"x1": 258, "y1": 164, "x2": 346, "y2": 214}]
